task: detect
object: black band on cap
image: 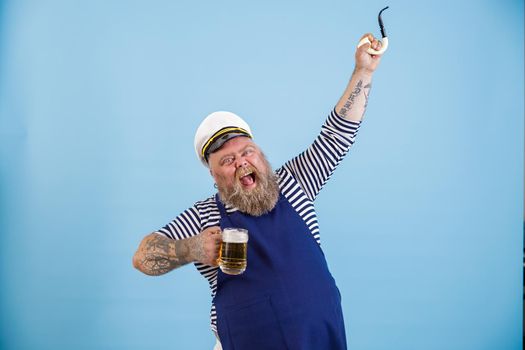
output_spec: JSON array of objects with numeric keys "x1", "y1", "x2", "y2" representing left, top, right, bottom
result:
[{"x1": 202, "y1": 126, "x2": 252, "y2": 162}]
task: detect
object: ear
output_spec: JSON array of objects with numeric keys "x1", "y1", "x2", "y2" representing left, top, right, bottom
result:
[{"x1": 209, "y1": 166, "x2": 218, "y2": 181}]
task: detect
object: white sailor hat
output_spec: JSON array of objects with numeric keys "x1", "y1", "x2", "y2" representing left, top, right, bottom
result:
[{"x1": 194, "y1": 111, "x2": 253, "y2": 167}]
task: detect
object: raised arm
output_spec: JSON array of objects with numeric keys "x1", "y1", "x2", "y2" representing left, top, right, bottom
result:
[
  {"x1": 281, "y1": 33, "x2": 385, "y2": 201},
  {"x1": 335, "y1": 33, "x2": 383, "y2": 122},
  {"x1": 132, "y1": 227, "x2": 222, "y2": 276}
]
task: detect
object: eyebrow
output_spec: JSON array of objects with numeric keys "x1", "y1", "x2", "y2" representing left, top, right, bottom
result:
[{"x1": 219, "y1": 145, "x2": 256, "y2": 162}]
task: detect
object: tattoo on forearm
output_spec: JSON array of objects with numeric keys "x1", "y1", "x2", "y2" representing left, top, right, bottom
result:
[
  {"x1": 137, "y1": 234, "x2": 193, "y2": 275},
  {"x1": 186, "y1": 234, "x2": 205, "y2": 262},
  {"x1": 362, "y1": 83, "x2": 372, "y2": 118},
  {"x1": 338, "y1": 80, "x2": 362, "y2": 117},
  {"x1": 338, "y1": 80, "x2": 373, "y2": 119}
]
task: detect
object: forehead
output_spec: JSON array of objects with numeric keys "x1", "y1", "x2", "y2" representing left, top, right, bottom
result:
[
  {"x1": 209, "y1": 136, "x2": 258, "y2": 160},
  {"x1": 218, "y1": 136, "x2": 257, "y2": 152}
]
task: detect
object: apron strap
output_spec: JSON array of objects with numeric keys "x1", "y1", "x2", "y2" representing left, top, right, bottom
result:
[{"x1": 215, "y1": 193, "x2": 228, "y2": 218}]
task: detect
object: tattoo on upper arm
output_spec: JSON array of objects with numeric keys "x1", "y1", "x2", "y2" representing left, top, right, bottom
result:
[{"x1": 137, "y1": 234, "x2": 193, "y2": 275}]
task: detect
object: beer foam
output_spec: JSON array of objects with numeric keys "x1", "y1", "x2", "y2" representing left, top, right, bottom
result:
[{"x1": 222, "y1": 228, "x2": 248, "y2": 243}]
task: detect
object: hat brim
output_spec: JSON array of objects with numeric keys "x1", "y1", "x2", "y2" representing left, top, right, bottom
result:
[{"x1": 204, "y1": 132, "x2": 251, "y2": 162}]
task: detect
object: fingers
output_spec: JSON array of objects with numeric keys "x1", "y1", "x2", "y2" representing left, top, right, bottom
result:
[
  {"x1": 359, "y1": 32, "x2": 374, "y2": 43},
  {"x1": 210, "y1": 246, "x2": 220, "y2": 266},
  {"x1": 358, "y1": 33, "x2": 382, "y2": 51},
  {"x1": 204, "y1": 230, "x2": 221, "y2": 245},
  {"x1": 204, "y1": 242, "x2": 220, "y2": 266},
  {"x1": 210, "y1": 228, "x2": 223, "y2": 245},
  {"x1": 201, "y1": 226, "x2": 222, "y2": 266},
  {"x1": 371, "y1": 38, "x2": 382, "y2": 52},
  {"x1": 204, "y1": 226, "x2": 221, "y2": 236}
]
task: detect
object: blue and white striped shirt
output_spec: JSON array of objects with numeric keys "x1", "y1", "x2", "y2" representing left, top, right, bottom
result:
[{"x1": 156, "y1": 109, "x2": 361, "y2": 332}]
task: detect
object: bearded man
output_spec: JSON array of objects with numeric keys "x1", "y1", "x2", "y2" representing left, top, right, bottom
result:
[{"x1": 133, "y1": 33, "x2": 383, "y2": 350}]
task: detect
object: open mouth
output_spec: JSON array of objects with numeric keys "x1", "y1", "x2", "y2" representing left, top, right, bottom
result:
[{"x1": 239, "y1": 170, "x2": 256, "y2": 187}]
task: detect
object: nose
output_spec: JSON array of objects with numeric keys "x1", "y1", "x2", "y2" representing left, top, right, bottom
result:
[{"x1": 235, "y1": 157, "x2": 248, "y2": 169}]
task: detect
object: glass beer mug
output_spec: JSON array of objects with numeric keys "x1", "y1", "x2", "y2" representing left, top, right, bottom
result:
[{"x1": 218, "y1": 228, "x2": 248, "y2": 275}]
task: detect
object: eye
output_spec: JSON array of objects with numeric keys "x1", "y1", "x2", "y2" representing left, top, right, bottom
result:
[
  {"x1": 243, "y1": 148, "x2": 254, "y2": 156},
  {"x1": 221, "y1": 157, "x2": 234, "y2": 166}
]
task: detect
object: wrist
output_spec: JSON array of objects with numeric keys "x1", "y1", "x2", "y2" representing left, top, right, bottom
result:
[
  {"x1": 185, "y1": 235, "x2": 201, "y2": 262},
  {"x1": 353, "y1": 67, "x2": 374, "y2": 78}
]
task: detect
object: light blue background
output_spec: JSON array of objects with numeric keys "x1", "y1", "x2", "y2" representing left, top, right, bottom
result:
[{"x1": 0, "y1": 0, "x2": 523, "y2": 349}]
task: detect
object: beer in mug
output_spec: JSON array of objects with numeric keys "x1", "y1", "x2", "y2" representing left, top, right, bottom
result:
[{"x1": 218, "y1": 228, "x2": 248, "y2": 275}]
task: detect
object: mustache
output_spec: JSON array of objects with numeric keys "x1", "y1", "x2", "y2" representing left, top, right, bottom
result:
[{"x1": 235, "y1": 165, "x2": 258, "y2": 180}]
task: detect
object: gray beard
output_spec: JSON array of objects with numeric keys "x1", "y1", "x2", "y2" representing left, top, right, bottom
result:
[{"x1": 217, "y1": 161, "x2": 280, "y2": 216}]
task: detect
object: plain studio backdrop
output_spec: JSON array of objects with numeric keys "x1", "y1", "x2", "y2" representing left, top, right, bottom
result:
[{"x1": 0, "y1": 0, "x2": 523, "y2": 349}]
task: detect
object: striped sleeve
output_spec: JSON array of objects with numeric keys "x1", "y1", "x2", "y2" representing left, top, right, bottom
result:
[
  {"x1": 154, "y1": 196, "x2": 223, "y2": 333},
  {"x1": 283, "y1": 108, "x2": 361, "y2": 201},
  {"x1": 156, "y1": 205, "x2": 202, "y2": 240}
]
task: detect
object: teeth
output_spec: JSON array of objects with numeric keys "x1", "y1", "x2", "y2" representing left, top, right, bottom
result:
[{"x1": 239, "y1": 170, "x2": 253, "y2": 178}]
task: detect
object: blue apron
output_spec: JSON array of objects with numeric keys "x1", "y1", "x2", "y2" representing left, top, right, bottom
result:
[{"x1": 214, "y1": 192, "x2": 347, "y2": 350}]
